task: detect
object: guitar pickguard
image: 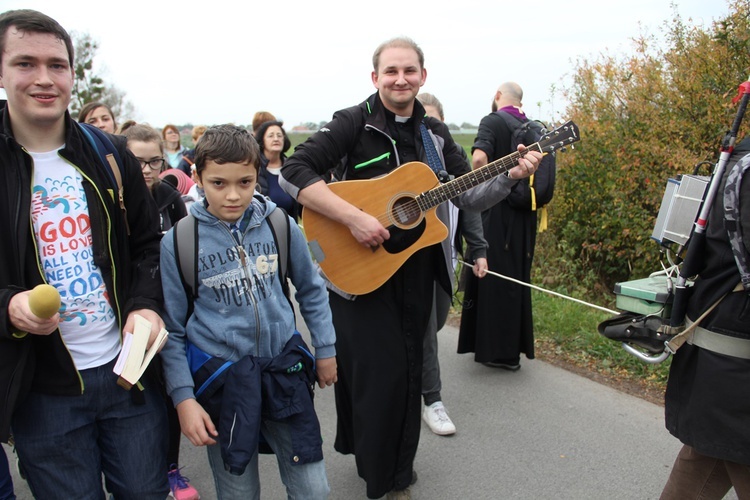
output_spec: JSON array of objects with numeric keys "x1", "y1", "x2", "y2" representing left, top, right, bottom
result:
[{"x1": 382, "y1": 219, "x2": 426, "y2": 254}]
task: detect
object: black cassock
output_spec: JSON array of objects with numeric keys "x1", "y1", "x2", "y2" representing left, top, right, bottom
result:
[
  {"x1": 331, "y1": 247, "x2": 434, "y2": 499},
  {"x1": 458, "y1": 199, "x2": 537, "y2": 363}
]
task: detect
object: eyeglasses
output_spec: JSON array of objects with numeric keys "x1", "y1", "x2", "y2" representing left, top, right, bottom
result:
[{"x1": 139, "y1": 158, "x2": 165, "y2": 171}]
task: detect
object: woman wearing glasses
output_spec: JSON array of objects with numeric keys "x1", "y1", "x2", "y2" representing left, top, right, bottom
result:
[
  {"x1": 253, "y1": 120, "x2": 301, "y2": 221},
  {"x1": 123, "y1": 124, "x2": 188, "y2": 233}
]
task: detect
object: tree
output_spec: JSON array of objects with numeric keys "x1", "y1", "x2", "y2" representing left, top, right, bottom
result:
[
  {"x1": 69, "y1": 31, "x2": 134, "y2": 121},
  {"x1": 536, "y1": 0, "x2": 750, "y2": 297}
]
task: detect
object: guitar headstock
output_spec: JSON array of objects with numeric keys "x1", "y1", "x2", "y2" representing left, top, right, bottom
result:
[{"x1": 537, "y1": 120, "x2": 580, "y2": 154}]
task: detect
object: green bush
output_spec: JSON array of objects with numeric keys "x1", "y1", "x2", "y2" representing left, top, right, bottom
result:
[{"x1": 543, "y1": 1, "x2": 750, "y2": 293}]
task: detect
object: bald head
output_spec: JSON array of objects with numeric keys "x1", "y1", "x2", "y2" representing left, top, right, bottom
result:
[
  {"x1": 498, "y1": 82, "x2": 523, "y2": 102},
  {"x1": 492, "y1": 82, "x2": 523, "y2": 111}
]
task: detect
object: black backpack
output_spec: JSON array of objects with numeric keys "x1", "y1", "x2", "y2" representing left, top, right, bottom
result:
[
  {"x1": 495, "y1": 111, "x2": 556, "y2": 210},
  {"x1": 78, "y1": 122, "x2": 130, "y2": 233}
]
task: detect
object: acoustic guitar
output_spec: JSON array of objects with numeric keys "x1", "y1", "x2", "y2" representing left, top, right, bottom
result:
[{"x1": 302, "y1": 120, "x2": 580, "y2": 295}]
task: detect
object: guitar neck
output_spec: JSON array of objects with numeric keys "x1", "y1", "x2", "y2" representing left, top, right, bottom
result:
[{"x1": 418, "y1": 142, "x2": 543, "y2": 210}]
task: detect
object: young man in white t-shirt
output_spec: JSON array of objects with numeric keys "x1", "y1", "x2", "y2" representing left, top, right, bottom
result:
[{"x1": 0, "y1": 9, "x2": 169, "y2": 499}]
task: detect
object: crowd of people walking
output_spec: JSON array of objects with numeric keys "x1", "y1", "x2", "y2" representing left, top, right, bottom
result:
[{"x1": 1, "y1": 7, "x2": 748, "y2": 500}]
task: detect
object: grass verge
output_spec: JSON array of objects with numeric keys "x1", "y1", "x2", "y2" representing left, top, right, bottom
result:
[{"x1": 533, "y1": 288, "x2": 670, "y2": 405}]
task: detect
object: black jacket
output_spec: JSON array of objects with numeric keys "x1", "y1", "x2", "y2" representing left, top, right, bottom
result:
[
  {"x1": 0, "y1": 110, "x2": 164, "y2": 442},
  {"x1": 257, "y1": 153, "x2": 301, "y2": 221},
  {"x1": 280, "y1": 92, "x2": 516, "y2": 295},
  {"x1": 152, "y1": 180, "x2": 187, "y2": 232},
  {"x1": 664, "y1": 137, "x2": 750, "y2": 464},
  {"x1": 281, "y1": 93, "x2": 470, "y2": 187}
]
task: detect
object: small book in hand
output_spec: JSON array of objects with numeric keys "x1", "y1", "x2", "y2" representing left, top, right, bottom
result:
[{"x1": 113, "y1": 314, "x2": 168, "y2": 390}]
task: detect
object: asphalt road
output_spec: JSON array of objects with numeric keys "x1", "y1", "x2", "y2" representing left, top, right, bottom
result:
[{"x1": 3, "y1": 322, "x2": 739, "y2": 499}]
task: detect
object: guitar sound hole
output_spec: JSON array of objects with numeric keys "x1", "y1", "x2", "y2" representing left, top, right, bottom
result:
[{"x1": 390, "y1": 196, "x2": 421, "y2": 228}]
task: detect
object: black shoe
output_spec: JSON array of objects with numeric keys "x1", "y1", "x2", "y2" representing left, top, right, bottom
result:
[{"x1": 482, "y1": 360, "x2": 521, "y2": 371}]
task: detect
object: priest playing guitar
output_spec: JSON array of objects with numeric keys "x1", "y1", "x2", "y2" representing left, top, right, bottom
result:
[{"x1": 279, "y1": 37, "x2": 544, "y2": 500}]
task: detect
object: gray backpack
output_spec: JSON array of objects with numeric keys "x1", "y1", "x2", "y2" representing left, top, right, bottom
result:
[{"x1": 724, "y1": 153, "x2": 750, "y2": 291}]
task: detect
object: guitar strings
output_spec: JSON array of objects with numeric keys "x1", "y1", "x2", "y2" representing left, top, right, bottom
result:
[
  {"x1": 371, "y1": 150, "x2": 527, "y2": 227},
  {"x1": 367, "y1": 129, "x2": 574, "y2": 227},
  {"x1": 373, "y1": 124, "x2": 579, "y2": 226}
]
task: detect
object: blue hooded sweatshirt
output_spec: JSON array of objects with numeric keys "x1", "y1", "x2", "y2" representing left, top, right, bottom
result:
[{"x1": 159, "y1": 194, "x2": 336, "y2": 406}]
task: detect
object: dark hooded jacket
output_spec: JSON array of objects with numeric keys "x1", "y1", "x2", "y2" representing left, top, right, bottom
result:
[
  {"x1": 664, "y1": 137, "x2": 750, "y2": 464},
  {"x1": 152, "y1": 180, "x2": 187, "y2": 232},
  {"x1": 212, "y1": 334, "x2": 322, "y2": 474}
]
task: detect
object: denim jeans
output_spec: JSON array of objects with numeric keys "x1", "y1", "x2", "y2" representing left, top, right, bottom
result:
[
  {"x1": 206, "y1": 419, "x2": 330, "y2": 500},
  {"x1": 0, "y1": 445, "x2": 14, "y2": 500},
  {"x1": 11, "y1": 357, "x2": 169, "y2": 500}
]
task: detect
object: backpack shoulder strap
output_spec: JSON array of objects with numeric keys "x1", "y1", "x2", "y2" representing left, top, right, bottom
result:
[
  {"x1": 724, "y1": 154, "x2": 750, "y2": 291},
  {"x1": 267, "y1": 207, "x2": 291, "y2": 295},
  {"x1": 174, "y1": 213, "x2": 199, "y2": 299},
  {"x1": 173, "y1": 208, "x2": 291, "y2": 301},
  {"x1": 527, "y1": 119, "x2": 549, "y2": 137},
  {"x1": 78, "y1": 122, "x2": 130, "y2": 235},
  {"x1": 495, "y1": 110, "x2": 526, "y2": 133},
  {"x1": 78, "y1": 123, "x2": 124, "y2": 188}
]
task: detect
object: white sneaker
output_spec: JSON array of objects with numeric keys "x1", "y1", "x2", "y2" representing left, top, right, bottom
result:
[
  {"x1": 422, "y1": 401, "x2": 456, "y2": 436},
  {"x1": 386, "y1": 488, "x2": 412, "y2": 500}
]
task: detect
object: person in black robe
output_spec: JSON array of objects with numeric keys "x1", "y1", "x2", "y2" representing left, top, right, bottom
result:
[
  {"x1": 458, "y1": 81, "x2": 555, "y2": 370},
  {"x1": 279, "y1": 43, "x2": 542, "y2": 499}
]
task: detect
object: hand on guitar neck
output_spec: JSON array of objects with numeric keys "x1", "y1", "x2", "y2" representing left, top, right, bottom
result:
[
  {"x1": 505, "y1": 144, "x2": 543, "y2": 179},
  {"x1": 473, "y1": 143, "x2": 544, "y2": 177}
]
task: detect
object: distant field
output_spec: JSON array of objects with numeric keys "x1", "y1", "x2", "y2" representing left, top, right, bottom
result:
[
  {"x1": 289, "y1": 132, "x2": 475, "y2": 156},
  {"x1": 452, "y1": 133, "x2": 474, "y2": 155}
]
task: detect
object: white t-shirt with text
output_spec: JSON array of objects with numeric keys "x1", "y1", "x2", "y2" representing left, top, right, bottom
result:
[{"x1": 30, "y1": 149, "x2": 120, "y2": 370}]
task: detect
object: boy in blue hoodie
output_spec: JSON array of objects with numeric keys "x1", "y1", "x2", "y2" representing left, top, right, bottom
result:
[{"x1": 159, "y1": 125, "x2": 337, "y2": 499}]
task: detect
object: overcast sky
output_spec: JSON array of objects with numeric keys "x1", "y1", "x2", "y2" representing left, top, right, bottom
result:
[{"x1": 1, "y1": 0, "x2": 729, "y2": 128}]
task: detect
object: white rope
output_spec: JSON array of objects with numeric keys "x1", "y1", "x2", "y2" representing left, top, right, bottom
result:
[{"x1": 459, "y1": 260, "x2": 619, "y2": 315}]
